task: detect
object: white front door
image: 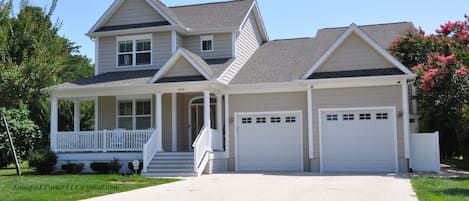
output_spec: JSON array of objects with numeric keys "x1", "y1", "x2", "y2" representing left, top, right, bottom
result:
[
  {"x1": 236, "y1": 111, "x2": 303, "y2": 171},
  {"x1": 321, "y1": 108, "x2": 398, "y2": 172}
]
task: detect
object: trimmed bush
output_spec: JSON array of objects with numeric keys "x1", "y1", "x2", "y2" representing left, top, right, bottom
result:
[
  {"x1": 61, "y1": 163, "x2": 84, "y2": 174},
  {"x1": 90, "y1": 162, "x2": 110, "y2": 174},
  {"x1": 29, "y1": 149, "x2": 57, "y2": 175},
  {"x1": 109, "y1": 158, "x2": 122, "y2": 173},
  {"x1": 128, "y1": 161, "x2": 143, "y2": 174}
]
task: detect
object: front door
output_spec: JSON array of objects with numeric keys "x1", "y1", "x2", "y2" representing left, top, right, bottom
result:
[{"x1": 189, "y1": 97, "x2": 216, "y2": 150}]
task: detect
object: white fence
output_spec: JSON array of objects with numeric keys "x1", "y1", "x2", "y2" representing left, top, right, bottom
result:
[
  {"x1": 192, "y1": 126, "x2": 213, "y2": 176},
  {"x1": 410, "y1": 132, "x2": 440, "y2": 173},
  {"x1": 56, "y1": 129, "x2": 155, "y2": 152}
]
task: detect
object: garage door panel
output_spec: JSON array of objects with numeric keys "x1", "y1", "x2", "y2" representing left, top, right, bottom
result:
[
  {"x1": 321, "y1": 109, "x2": 397, "y2": 173},
  {"x1": 237, "y1": 112, "x2": 302, "y2": 172}
]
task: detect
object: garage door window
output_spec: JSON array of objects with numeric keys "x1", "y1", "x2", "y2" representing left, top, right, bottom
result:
[
  {"x1": 376, "y1": 113, "x2": 388, "y2": 120},
  {"x1": 242, "y1": 117, "x2": 252, "y2": 124},
  {"x1": 256, "y1": 117, "x2": 267, "y2": 123},
  {"x1": 359, "y1": 113, "x2": 371, "y2": 120},
  {"x1": 271, "y1": 117, "x2": 281, "y2": 123},
  {"x1": 286, "y1": 116, "x2": 296, "y2": 123},
  {"x1": 343, "y1": 114, "x2": 354, "y2": 121},
  {"x1": 326, "y1": 114, "x2": 338, "y2": 121}
]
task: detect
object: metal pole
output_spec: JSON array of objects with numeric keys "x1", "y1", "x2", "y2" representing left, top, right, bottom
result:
[{"x1": 1, "y1": 112, "x2": 21, "y2": 176}]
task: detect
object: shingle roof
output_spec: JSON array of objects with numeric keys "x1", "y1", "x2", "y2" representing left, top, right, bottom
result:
[
  {"x1": 309, "y1": 68, "x2": 404, "y2": 79},
  {"x1": 230, "y1": 22, "x2": 414, "y2": 84},
  {"x1": 169, "y1": 0, "x2": 253, "y2": 32},
  {"x1": 55, "y1": 70, "x2": 158, "y2": 89}
]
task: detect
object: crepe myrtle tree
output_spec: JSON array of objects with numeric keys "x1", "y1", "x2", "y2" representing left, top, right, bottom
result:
[{"x1": 390, "y1": 15, "x2": 469, "y2": 161}]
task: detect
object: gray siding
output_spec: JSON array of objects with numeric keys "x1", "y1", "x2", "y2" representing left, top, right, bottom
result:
[
  {"x1": 317, "y1": 33, "x2": 394, "y2": 73},
  {"x1": 220, "y1": 12, "x2": 263, "y2": 83},
  {"x1": 183, "y1": 33, "x2": 232, "y2": 59},
  {"x1": 228, "y1": 92, "x2": 310, "y2": 171},
  {"x1": 176, "y1": 33, "x2": 184, "y2": 50},
  {"x1": 97, "y1": 32, "x2": 171, "y2": 74},
  {"x1": 163, "y1": 57, "x2": 201, "y2": 78},
  {"x1": 105, "y1": 0, "x2": 166, "y2": 26},
  {"x1": 311, "y1": 85, "x2": 407, "y2": 172},
  {"x1": 98, "y1": 96, "x2": 116, "y2": 130}
]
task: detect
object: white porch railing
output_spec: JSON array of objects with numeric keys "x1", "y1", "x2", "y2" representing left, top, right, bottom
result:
[
  {"x1": 192, "y1": 126, "x2": 213, "y2": 176},
  {"x1": 56, "y1": 129, "x2": 155, "y2": 152},
  {"x1": 142, "y1": 129, "x2": 160, "y2": 173}
]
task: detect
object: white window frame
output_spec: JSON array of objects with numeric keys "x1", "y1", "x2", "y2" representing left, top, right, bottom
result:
[
  {"x1": 116, "y1": 34, "x2": 153, "y2": 68},
  {"x1": 200, "y1": 35, "x2": 214, "y2": 52},
  {"x1": 116, "y1": 96, "x2": 153, "y2": 130}
]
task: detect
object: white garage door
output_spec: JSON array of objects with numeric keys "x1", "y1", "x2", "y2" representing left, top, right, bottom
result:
[
  {"x1": 321, "y1": 108, "x2": 397, "y2": 172},
  {"x1": 236, "y1": 112, "x2": 303, "y2": 171}
]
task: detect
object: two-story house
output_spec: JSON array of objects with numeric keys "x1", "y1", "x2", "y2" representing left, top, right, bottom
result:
[{"x1": 46, "y1": 0, "x2": 421, "y2": 177}]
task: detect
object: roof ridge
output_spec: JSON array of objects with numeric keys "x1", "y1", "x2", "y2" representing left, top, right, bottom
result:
[
  {"x1": 271, "y1": 37, "x2": 314, "y2": 42},
  {"x1": 168, "y1": 0, "x2": 249, "y2": 8},
  {"x1": 321, "y1": 21, "x2": 412, "y2": 30}
]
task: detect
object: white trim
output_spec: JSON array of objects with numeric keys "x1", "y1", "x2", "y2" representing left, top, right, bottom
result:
[
  {"x1": 216, "y1": 94, "x2": 223, "y2": 151},
  {"x1": 94, "y1": 37, "x2": 100, "y2": 75},
  {"x1": 402, "y1": 81, "x2": 410, "y2": 159},
  {"x1": 144, "y1": 0, "x2": 178, "y2": 25},
  {"x1": 234, "y1": 110, "x2": 304, "y2": 172},
  {"x1": 318, "y1": 106, "x2": 399, "y2": 173},
  {"x1": 94, "y1": 97, "x2": 99, "y2": 131},
  {"x1": 171, "y1": 31, "x2": 177, "y2": 54},
  {"x1": 155, "y1": 93, "x2": 164, "y2": 152},
  {"x1": 187, "y1": 95, "x2": 217, "y2": 151},
  {"x1": 237, "y1": 1, "x2": 268, "y2": 41},
  {"x1": 73, "y1": 100, "x2": 80, "y2": 132},
  {"x1": 307, "y1": 85, "x2": 314, "y2": 159},
  {"x1": 115, "y1": 34, "x2": 153, "y2": 68},
  {"x1": 115, "y1": 97, "x2": 153, "y2": 130},
  {"x1": 149, "y1": 48, "x2": 212, "y2": 83},
  {"x1": 203, "y1": 90, "x2": 212, "y2": 151},
  {"x1": 50, "y1": 97, "x2": 58, "y2": 152},
  {"x1": 171, "y1": 93, "x2": 177, "y2": 152},
  {"x1": 200, "y1": 35, "x2": 214, "y2": 52},
  {"x1": 224, "y1": 94, "x2": 230, "y2": 158},
  {"x1": 302, "y1": 24, "x2": 413, "y2": 80}
]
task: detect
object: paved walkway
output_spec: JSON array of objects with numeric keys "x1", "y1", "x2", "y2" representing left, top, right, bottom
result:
[{"x1": 83, "y1": 173, "x2": 418, "y2": 201}]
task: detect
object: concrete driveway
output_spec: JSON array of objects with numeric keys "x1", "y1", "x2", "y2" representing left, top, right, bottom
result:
[{"x1": 83, "y1": 173, "x2": 418, "y2": 201}]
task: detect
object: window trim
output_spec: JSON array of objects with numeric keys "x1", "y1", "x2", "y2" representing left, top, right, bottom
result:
[
  {"x1": 200, "y1": 35, "x2": 214, "y2": 52},
  {"x1": 116, "y1": 34, "x2": 153, "y2": 68},
  {"x1": 116, "y1": 96, "x2": 153, "y2": 130}
]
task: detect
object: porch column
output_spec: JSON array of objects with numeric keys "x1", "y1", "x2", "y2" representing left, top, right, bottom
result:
[
  {"x1": 94, "y1": 98, "x2": 98, "y2": 131},
  {"x1": 171, "y1": 93, "x2": 177, "y2": 152},
  {"x1": 402, "y1": 80, "x2": 410, "y2": 160},
  {"x1": 215, "y1": 94, "x2": 223, "y2": 151},
  {"x1": 203, "y1": 90, "x2": 212, "y2": 151},
  {"x1": 307, "y1": 85, "x2": 314, "y2": 159},
  {"x1": 156, "y1": 93, "x2": 164, "y2": 152},
  {"x1": 73, "y1": 100, "x2": 80, "y2": 132},
  {"x1": 50, "y1": 97, "x2": 58, "y2": 152}
]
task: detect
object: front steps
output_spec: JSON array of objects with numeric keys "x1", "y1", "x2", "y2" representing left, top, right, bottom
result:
[{"x1": 143, "y1": 152, "x2": 197, "y2": 177}]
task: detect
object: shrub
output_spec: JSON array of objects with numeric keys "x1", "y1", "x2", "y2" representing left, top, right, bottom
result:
[
  {"x1": 128, "y1": 161, "x2": 143, "y2": 174},
  {"x1": 61, "y1": 163, "x2": 84, "y2": 174},
  {"x1": 90, "y1": 162, "x2": 110, "y2": 174},
  {"x1": 109, "y1": 158, "x2": 121, "y2": 173},
  {"x1": 29, "y1": 149, "x2": 57, "y2": 175}
]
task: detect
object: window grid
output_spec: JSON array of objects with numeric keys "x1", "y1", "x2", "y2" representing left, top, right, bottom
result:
[
  {"x1": 201, "y1": 35, "x2": 214, "y2": 52},
  {"x1": 326, "y1": 114, "x2": 338, "y2": 121},
  {"x1": 242, "y1": 117, "x2": 252, "y2": 124},
  {"x1": 343, "y1": 114, "x2": 355, "y2": 121},
  {"x1": 359, "y1": 113, "x2": 371, "y2": 120},
  {"x1": 117, "y1": 36, "x2": 152, "y2": 67},
  {"x1": 271, "y1": 117, "x2": 281, "y2": 123},
  {"x1": 286, "y1": 116, "x2": 296, "y2": 123},
  {"x1": 117, "y1": 99, "x2": 151, "y2": 130},
  {"x1": 376, "y1": 113, "x2": 389, "y2": 120},
  {"x1": 256, "y1": 117, "x2": 267, "y2": 123}
]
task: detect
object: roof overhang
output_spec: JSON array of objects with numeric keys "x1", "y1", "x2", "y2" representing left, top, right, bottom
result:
[
  {"x1": 301, "y1": 23, "x2": 414, "y2": 80},
  {"x1": 238, "y1": 0, "x2": 269, "y2": 42}
]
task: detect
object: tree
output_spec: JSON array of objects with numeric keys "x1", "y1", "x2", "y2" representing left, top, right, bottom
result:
[{"x1": 390, "y1": 15, "x2": 469, "y2": 161}]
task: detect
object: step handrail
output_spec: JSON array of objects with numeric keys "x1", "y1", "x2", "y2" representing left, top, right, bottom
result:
[
  {"x1": 143, "y1": 129, "x2": 160, "y2": 173},
  {"x1": 192, "y1": 126, "x2": 211, "y2": 176}
]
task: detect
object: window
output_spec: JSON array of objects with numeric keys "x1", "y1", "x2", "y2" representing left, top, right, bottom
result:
[
  {"x1": 117, "y1": 99, "x2": 151, "y2": 130},
  {"x1": 200, "y1": 35, "x2": 213, "y2": 52},
  {"x1": 326, "y1": 114, "x2": 338, "y2": 121},
  {"x1": 376, "y1": 113, "x2": 389, "y2": 120},
  {"x1": 242, "y1": 117, "x2": 252, "y2": 124},
  {"x1": 271, "y1": 117, "x2": 281, "y2": 123},
  {"x1": 343, "y1": 114, "x2": 354, "y2": 121},
  {"x1": 117, "y1": 35, "x2": 151, "y2": 67},
  {"x1": 286, "y1": 116, "x2": 296, "y2": 123},
  {"x1": 256, "y1": 117, "x2": 266, "y2": 123},
  {"x1": 359, "y1": 113, "x2": 371, "y2": 120}
]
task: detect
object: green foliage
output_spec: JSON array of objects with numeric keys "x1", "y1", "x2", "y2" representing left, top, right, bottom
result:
[
  {"x1": 61, "y1": 163, "x2": 84, "y2": 174},
  {"x1": 0, "y1": 105, "x2": 42, "y2": 166},
  {"x1": 109, "y1": 158, "x2": 122, "y2": 174},
  {"x1": 28, "y1": 149, "x2": 57, "y2": 175},
  {"x1": 90, "y1": 162, "x2": 111, "y2": 174}
]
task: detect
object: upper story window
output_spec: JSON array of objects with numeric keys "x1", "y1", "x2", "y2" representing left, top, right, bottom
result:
[
  {"x1": 200, "y1": 35, "x2": 214, "y2": 52},
  {"x1": 117, "y1": 34, "x2": 152, "y2": 67}
]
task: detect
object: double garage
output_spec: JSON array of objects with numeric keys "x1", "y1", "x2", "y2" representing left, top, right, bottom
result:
[{"x1": 235, "y1": 108, "x2": 398, "y2": 173}]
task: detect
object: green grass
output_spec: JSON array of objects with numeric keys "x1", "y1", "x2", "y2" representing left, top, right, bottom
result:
[
  {"x1": 442, "y1": 158, "x2": 469, "y2": 171},
  {"x1": 411, "y1": 177, "x2": 469, "y2": 201},
  {"x1": 0, "y1": 165, "x2": 179, "y2": 201}
]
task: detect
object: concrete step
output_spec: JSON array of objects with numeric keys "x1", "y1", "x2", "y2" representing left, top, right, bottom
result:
[
  {"x1": 150, "y1": 159, "x2": 193, "y2": 164},
  {"x1": 153, "y1": 156, "x2": 194, "y2": 160},
  {"x1": 147, "y1": 168, "x2": 194, "y2": 173},
  {"x1": 148, "y1": 164, "x2": 194, "y2": 169},
  {"x1": 157, "y1": 152, "x2": 194, "y2": 156},
  {"x1": 142, "y1": 172, "x2": 197, "y2": 177}
]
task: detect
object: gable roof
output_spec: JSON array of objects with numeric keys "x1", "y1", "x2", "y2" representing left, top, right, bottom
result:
[
  {"x1": 301, "y1": 23, "x2": 413, "y2": 80},
  {"x1": 231, "y1": 22, "x2": 414, "y2": 85}
]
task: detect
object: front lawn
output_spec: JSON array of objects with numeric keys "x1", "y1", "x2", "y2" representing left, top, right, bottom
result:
[
  {"x1": 411, "y1": 177, "x2": 469, "y2": 201},
  {"x1": 442, "y1": 158, "x2": 469, "y2": 171},
  {"x1": 0, "y1": 166, "x2": 178, "y2": 201}
]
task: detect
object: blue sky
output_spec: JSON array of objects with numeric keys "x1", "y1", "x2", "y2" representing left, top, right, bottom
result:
[{"x1": 11, "y1": 0, "x2": 469, "y2": 62}]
